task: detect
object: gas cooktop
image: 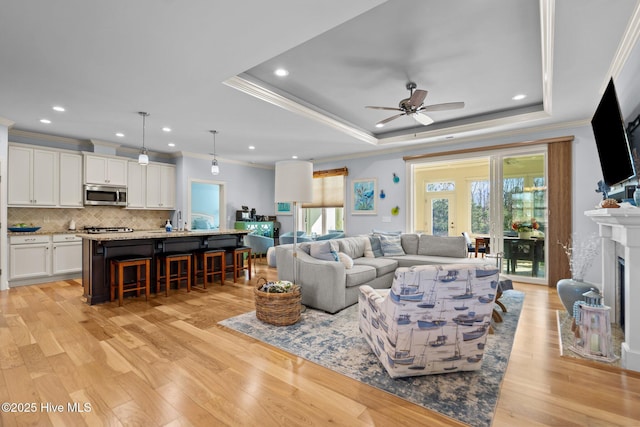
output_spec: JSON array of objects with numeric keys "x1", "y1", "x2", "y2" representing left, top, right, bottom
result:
[{"x1": 84, "y1": 226, "x2": 134, "y2": 234}]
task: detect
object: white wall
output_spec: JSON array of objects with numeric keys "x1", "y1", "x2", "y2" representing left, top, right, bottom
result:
[{"x1": 175, "y1": 156, "x2": 275, "y2": 230}]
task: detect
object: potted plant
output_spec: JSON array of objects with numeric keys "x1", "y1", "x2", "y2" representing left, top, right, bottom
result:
[
  {"x1": 556, "y1": 233, "x2": 599, "y2": 315},
  {"x1": 511, "y1": 218, "x2": 539, "y2": 239}
]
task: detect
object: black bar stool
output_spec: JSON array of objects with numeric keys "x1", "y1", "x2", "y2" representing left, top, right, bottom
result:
[
  {"x1": 225, "y1": 246, "x2": 252, "y2": 283},
  {"x1": 109, "y1": 255, "x2": 152, "y2": 306},
  {"x1": 156, "y1": 252, "x2": 192, "y2": 296},
  {"x1": 192, "y1": 248, "x2": 226, "y2": 288}
]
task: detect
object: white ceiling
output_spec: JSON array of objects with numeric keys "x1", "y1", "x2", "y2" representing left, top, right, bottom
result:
[{"x1": 0, "y1": 0, "x2": 638, "y2": 166}]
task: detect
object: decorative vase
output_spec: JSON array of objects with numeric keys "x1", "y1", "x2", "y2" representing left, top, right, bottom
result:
[
  {"x1": 518, "y1": 231, "x2": 532, "y2": 239},
  {"x1": 556, "y1": 278, "x2": 594, "y2": 316}
]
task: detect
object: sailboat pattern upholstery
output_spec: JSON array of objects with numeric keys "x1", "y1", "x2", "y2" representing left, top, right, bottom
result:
[{"x1": 358, "y1": 263, "x2": 500, "y2": 378}]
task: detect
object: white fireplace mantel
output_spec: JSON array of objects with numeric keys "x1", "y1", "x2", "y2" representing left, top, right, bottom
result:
[{"x1": 586, "y1": 207, "x2": 640, "y2": 372}]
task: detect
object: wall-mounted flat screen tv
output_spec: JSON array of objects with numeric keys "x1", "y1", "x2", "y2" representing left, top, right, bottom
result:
[{"x1": 591, "y1": 78, "x2": 636, "y2": 187}]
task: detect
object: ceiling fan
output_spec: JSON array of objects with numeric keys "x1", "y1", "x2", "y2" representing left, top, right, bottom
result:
[{"x1": 366, "y1": 82, "x2": 465, "y2": 128}]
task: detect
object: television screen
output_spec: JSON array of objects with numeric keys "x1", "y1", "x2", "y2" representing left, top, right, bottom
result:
[{"x1": 591, "y1": 78, "x2": 636, "y2": 187}]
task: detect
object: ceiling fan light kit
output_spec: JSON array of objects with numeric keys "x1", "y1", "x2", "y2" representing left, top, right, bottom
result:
[{"x1": 366, "y1": 82, "x2": 464, "y2": 128}]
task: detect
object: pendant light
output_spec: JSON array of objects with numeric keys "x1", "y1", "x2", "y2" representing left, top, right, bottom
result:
[
  {"x1": 210, "y1": 130, "x2": 220, "y2": 175},
  {"x1": 138, "y1": 112, "x2": 150, "y2": 165}
]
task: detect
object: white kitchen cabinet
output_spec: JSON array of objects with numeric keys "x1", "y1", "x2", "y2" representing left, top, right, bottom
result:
[
  {"x1": 52, "y1": 235, "x2": 82, "y2": 275},
  {"x1": 85, "y1": 155, "x2": 127, "y2": 185},
  {"x1": 59, "y1": 152, "x2": 83, "y2": 207},
  {"x1": 9, "y1": 235, "x2": 51, "y2": 280},
  {"x1": 126, "y1": 161, "x2": 146, "y2": 208},
  {"x1": 145, "y1": 163, "x2": 176, "y2": 209},
  {"x1": 8, "y1": 146, "x2": 58, "y2": 206}
]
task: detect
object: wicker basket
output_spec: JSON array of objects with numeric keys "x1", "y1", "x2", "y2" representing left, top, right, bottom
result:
[{"x1": 254, "y1": 282, "x2": 302, "y2": 326}]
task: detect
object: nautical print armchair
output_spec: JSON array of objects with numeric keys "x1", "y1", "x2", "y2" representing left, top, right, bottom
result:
[{"x1": 358, "y1": 263, "x2": 500, "y2": 378}]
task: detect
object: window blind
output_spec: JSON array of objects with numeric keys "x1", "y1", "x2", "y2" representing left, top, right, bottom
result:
[{"x1": 303, "y1": 167, "x2": 348, "y2": 208}]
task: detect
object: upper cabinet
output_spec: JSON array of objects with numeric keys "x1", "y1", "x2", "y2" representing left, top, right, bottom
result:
[
  {"x1": 8, "y1": 146, "x2": 59, "y2": 206},
  {"x1": 126, "y1": 161, "x2": 176, "y2": 210},
  {"x1": 84, "y1": 155, "x2": 127, "y2": 185},
  {"x1": 145, "y1": 163, "x2": 176, "y2": 209},
  {"x1": 59, "y1": 153, "x2": 83, "y2": 207}
]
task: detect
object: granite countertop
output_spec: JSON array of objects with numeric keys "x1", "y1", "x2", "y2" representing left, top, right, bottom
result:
[
  {"x1": 7, "y1": 229, "x2": 81, "y2": 236},
  {"x1": 75, "y1": 228, "x2": 249, "y2": 241}
]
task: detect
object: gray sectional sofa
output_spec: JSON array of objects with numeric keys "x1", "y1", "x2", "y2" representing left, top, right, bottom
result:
[{"x1": 275, "y1": 233, "x2": 491, "y2": 313}]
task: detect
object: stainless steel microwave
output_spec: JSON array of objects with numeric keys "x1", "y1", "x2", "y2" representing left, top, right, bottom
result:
[{"x1": 84, "y1": 184, "x2": 127, "y2": 206}]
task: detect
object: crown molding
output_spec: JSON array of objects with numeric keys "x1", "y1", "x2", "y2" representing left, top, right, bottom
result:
[
  {"x1": 602, "y1": 0, "x2": 640, "y2": 92},
  {"x1": 0, "y1": 117, "x2": 15, "y2": 128},
  {"x1": 9, "y1": 129, "x2": 86, "y2": 146}
]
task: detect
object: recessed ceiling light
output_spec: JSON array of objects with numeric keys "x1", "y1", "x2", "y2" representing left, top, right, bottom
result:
[
  {"x1": 375, "y1": 123, "x2": 384, "y2": 128},
  {"x1": 162, "y1": 127, "x2": 171, "y2": 132},
  {"x1": 248, "y1": 145, "x2": 255, "y2": 150},
  {"x1": 52, "y1": 106, "x2": 65, "y2": 112},
  {"x1": 274, "y1": 68, "x2": 289, "y2": 77},
  {"x1": 512, "y1": 94, "x2": 527, "y2": 101},
  {"x1": 292, "y1": 155, "x2": 298, "y2": 159},
  {"x1": 115, "y1": 132, "x2": 125, "y2": 137},
  {"x1": 168, "y1": 142, "x2": 175, "y2": 147},
  {"x1": 40, "y1": 119, "x2": 51, "y2": 124}
]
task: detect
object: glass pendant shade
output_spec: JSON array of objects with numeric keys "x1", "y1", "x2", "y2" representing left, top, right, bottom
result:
[
  {"x1": 138, "y1": 112, "x2": 150, "y2": 165},
  {"x1": 211, "y1": 159, "x2": 219, "y2": 175}
]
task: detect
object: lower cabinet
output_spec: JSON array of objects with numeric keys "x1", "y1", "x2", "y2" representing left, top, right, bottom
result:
[{"x1": 9, "y1": 234, "x2": 82, "y2": 285}]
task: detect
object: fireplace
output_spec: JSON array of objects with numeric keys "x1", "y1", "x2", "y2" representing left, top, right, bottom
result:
[
  {"x1": 586, "y1": 208, "x2": 640, "y2": 372},
  {"x1": 618, "y1": 256, "x2": 625, "y2": 333}
]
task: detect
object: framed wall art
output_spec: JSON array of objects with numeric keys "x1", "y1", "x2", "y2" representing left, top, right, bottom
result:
[
  {"x1": 276, "y1": 202, "x2": 292, "y2": 215},
  {"x1": 352, "y1": 178, "x2": 377, "y2": 215}
]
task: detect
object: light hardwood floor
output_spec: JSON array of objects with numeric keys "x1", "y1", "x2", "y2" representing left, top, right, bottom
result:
[{"x1": 1, "y1": 262, "x2": 639, "y2": 426}]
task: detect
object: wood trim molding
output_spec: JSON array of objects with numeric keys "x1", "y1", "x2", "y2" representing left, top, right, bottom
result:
[
  {"x1": 313, "y1": 167, "x2": 348, "y2": 178},
  {"x1": 403, "y1": 135, "x2": 575, "y2": 162},
  {"x1": 547, "y1": 139, "x2": 572, "y2": 287}
]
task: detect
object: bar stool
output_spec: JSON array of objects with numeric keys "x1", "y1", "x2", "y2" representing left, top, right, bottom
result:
[
  {"x1": 156, "y1": 252, "x2": 192, "y2": 296},
  {"x1": 109, "y1": 255, "x2": 152, "y2": 306},
  {"x1": 225, "y1": 246, "x2": 252, "y2": 283},
  {"x1": 192, "y1": 248, "x2": 225, "y2": 288}
]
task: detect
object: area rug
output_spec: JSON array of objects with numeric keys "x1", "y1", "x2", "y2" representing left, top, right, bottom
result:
[
  {"x1": 219, "y1": 290, "x2": 524, "y2": 427},
  {"x1": 556, "y1": 310, "x2": 623, "y2": 367}
]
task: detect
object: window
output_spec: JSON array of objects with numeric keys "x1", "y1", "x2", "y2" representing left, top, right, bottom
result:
[
  {"x1": 302, "y1": 168, "x2": 347, "y2": 236},
  {"x1": 470, "y1": 180, "x2": 490, "y2": 234},
  {"x1": 426, "y1": 181, "x2": 455, "y2": 192}
]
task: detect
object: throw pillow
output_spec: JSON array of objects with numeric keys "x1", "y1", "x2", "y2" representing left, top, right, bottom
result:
[
  {"x1": 417, "y1": 234, "x2": 467, "y2": 258},
  {"x1": 372, "y1": 229, "x2": 403, "y2": 236},
  {"x1": 379, "y1": 234, "x2": 406, "y2": 256},
  {"x1": 369, "y1": 236, "x2": 384, "y2": 257},
  {"x1": 338, "y1": 252, "x2": 354, "y2": 269},
  {"x1": 363, "y1": 237, "x2": 374, "y2": 257},
  {"x1": 309, "y1": 240, "x2": 339, "y2": 261}
]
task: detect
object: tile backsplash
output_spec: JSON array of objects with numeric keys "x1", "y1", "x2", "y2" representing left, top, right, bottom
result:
[{"x1": 8, "y1": 206, "x2": 173, "y2": 232}]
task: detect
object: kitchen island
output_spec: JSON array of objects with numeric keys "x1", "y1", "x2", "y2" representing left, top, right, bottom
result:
[{"x1": 77, "y1": 229, "x2": 249, "y2": 305}]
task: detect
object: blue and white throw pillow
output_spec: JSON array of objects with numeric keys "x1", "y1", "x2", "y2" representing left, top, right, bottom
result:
[
  {"x1": 310, "y1": 240, "x2": 339, "y2": 261},
  {"x1": 379, "y1": 234, "x2": 405, "y2": 256}
]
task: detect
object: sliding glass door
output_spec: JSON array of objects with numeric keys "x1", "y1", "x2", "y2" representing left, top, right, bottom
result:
[{"x1": 410, "y1": 147, "x2": 548, "y2": 285}]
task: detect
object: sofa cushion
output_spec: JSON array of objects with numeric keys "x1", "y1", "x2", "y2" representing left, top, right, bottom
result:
[
  {"x1": 353, "y1": 257, "x2": 398, "y2": 277},
  {"x1": 379, "y1": 234, "x2": 406, "y2": 256},
  {"x1": 344, "y1": 265, "x2": 377, "y2": 287},
  {"x1": 401, "y1": 233, "x2": 420, "y2": 255},
  {"x1": 338, "y1": 236, "x2": 368, "y2": 259},
  {"x1": 310, "y1": 240, "x2": 339, "y2": 261},
  {"x1": 338, "y1": 252, "x2": 354, "y2": 269},
  {"x1": 418, "y1": 234, "x2": 467, "y2": 258}
]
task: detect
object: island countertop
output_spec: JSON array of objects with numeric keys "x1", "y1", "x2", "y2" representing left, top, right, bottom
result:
[
  {"x1": 80, "y1": 228, "x2": 249, "y2": 305},
  {"x1": 76, "y1": 228, "x2": 249, "y2": 241}
]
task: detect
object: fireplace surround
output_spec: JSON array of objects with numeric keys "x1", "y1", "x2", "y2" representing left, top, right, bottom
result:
[{"x1": 586, "y1": 208, "x2": 640, "y2": 372}]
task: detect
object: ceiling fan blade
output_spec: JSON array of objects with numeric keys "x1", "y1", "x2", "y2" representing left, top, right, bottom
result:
[
  {"x1": 420, "y1": 101, "x2": 465, "y2": 112},
  {"x1": 408, "y1": 89, "x2": 427, "y2": 108},
  {"x1": 365, "y1": 106, "x2": 403, "y2": 111},
  {"x1": 412, "y1": 113, "x2": 434, "y2": 126},
  {"x1": 376, "y1": 113, "x2": 406, "y2": 127}
]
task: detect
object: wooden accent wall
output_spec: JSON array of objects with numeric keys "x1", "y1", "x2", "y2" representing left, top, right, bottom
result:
[{"x1": 547, "y1": 139, "x2": 573, "y2": 287}]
